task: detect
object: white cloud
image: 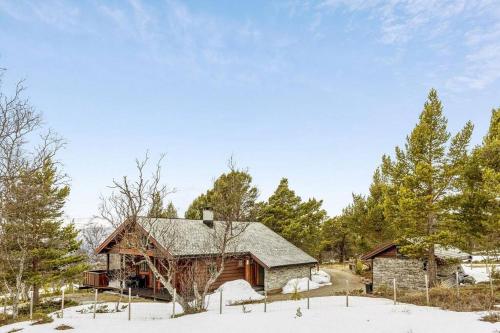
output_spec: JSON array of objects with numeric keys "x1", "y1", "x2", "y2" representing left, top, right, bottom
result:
[
  {"x1": 0, "y1": 0, "x2": 80, "y2": 30},
  {"x1": 317, "y1": 0, "x2": 500, "y2": 90}
]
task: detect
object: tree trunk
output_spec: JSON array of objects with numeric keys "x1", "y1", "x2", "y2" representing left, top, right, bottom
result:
[
  {"x1": 32, "y1": 284, "x2": 40, "y2": 305},
  {"x1": 427, "y1": 244, "x2": 437, "y2": 286}
]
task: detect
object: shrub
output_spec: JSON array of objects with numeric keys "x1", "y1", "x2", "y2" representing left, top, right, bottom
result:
[
  {"x1": 31, "y1": 313, "x2": 54, "y2": 325},
  {"x1": 373, "y1": 283, "x2": 499, "y2": 312},
  {"x1": 7, "y1": 328, "x2": 23, "y2": 333},
  {"x1": 290, "y1": 287, "x2": 301, "y2": 301},
  {"x1": 481, "y1": 312, "x2": 500, "y2": 323},
  {"x1": 354, "y1": 260, "x2": 364, "y2": 275},
  {"x1": 55, "y1": 324, "x2": 74, "y2": 330}
]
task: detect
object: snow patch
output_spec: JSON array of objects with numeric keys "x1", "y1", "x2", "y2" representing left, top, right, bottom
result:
[
  {"x1": 462, "y1": 264, "x2": 499, "y2": 283},
  {"x1": 282, "y1": 277, "x2": 321, "y2": 294},
  {"x1": 216, "y1": 279, "x2": 264, "y2": 305},
  {"x1": 311, "y1": 270, "x2": 331, "y2": 285}
]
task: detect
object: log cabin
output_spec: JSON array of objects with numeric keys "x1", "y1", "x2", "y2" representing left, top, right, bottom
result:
[{"x1": 83, "y1": 211, "x2": 317, "y2": 299}]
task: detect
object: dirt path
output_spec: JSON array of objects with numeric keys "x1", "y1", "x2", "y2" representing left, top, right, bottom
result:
[{"x1": 267, "y1": 264, "x2": 365, "y2": 302}]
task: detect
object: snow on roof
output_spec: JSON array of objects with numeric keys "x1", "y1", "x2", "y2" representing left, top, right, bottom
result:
[
  {"x1": 137, "y1": 218, "x2": 318, "y2": 268},
  {"x1": 361, "y1": 242, "x2": 472, "y2": 261},
  {"x1": 435, "y1": 245, "x2": 472, "y2": 261}
]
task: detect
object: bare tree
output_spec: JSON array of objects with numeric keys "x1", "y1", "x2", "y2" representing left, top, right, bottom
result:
[
  {"x1": 0, "y1": 71, "x2": 64, "y2": 317},
  {"x1": 99, "y1": 156, "x2": 253, "y2": 313},
  {"x1": 80, "y1": 219, "x2": 109, "y2": 266},
  {"x1": 99, "y1": 154, "x2": 184, "y2": 306}
]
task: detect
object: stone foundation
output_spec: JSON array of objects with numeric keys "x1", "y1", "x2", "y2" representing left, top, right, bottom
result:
[{"x1": 265, "y1": 265, "x2": 312, "y2": 291}]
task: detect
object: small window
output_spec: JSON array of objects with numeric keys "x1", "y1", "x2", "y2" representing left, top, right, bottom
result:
[
  {"x1": 207, "y1": 262, "x2": 218, "y2": 276},
  {"x1": 423, "y1": 261, "x2": 427, "y2": 271},
  {"x1": 238, "y1": 260, "x2": 243, "y2": 268}
]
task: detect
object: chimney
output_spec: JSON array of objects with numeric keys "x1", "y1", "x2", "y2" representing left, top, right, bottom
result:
[{"x1": 202, "y1": 208, "x2": 214, "y2": 228}]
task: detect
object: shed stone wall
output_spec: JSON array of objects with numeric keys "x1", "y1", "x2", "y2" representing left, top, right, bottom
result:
[
  {"x1": 373, "y1": 257, "x2": 426, "y2": 290},
  {"x1": 265, "y1": 265, "x2": 311, "y2": 291}
]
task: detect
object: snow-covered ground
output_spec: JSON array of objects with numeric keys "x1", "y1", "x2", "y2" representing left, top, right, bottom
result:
[{"x1": 2, "y1": 296, "x2": 497, "y2": 333}]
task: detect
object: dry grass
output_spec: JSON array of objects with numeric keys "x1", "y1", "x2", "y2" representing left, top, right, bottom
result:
[
  {"x1": 55, "y1": 324, "x2": 74, "y2": 330},
  {"x1": 373, "y1": 283, "x2": 499, "y2": 312},
  {"x1": 481, "y1": 312, "x2": 500, "y2": 323}
]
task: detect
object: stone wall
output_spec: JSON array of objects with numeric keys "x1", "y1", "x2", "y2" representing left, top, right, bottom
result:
[
  {"x1": 373, "y1": 257, "x2": 426, "y2": 290},
  {"x1": 265, "y1": 265, "x2": 312, "y2": 291}
]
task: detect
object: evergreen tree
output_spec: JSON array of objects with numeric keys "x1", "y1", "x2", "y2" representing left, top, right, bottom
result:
[
  {"x1": 165, "y1": 201, "x2": 178, "y2": 218},
  {"x1": 258, "y1": 178, "x2": 327, "y2": 258},
  {"x1": 475, "y1": 109, "x2": 499, "y2": 256},
  {"x1": 148, "y1": 192, "x2": 178, "y2": 219},
  {"x1": 184, "y1": 167, "x2": 259, "y2": 221},
  {"x1": 321, "y1": 217, "x2": 353, "y2": 263},
  {"x1": 257, "y1": 178, "x2": 301, "y2": 234},
  {"x1": 3, "y1": 159, "x2": 87, "y2": 304},
  {"x1": 381, "y1": 89, "x2": 473, "y2": 284},
  {"x1": 185, "y1": 192, "x2": 211, "y2": 219},
  {"x1": 283, "y1": 198, "x2": 327, "y2": 258}
]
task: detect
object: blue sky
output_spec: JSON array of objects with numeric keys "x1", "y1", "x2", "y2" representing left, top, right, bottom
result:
[{"x1": 0, "y1": 0, "x2": 499, "y2": 220}]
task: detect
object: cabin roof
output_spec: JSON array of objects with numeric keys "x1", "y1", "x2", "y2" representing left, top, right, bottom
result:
[
  {"x1": 97, "y1": 218, "x2": 318, "y2": 269},
  {"x1": 360, "y1": 242, "x2": 471, "y2": 261}
]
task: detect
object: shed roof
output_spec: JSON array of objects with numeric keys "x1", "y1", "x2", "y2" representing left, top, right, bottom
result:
[{"x1": 360, "y1": 242, "x2": 471, "y2": 261}]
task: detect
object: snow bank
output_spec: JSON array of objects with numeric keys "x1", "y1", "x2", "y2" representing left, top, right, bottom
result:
[
  {"x1": 462, "y1": 264, "x2": 499, "y2": 283},
  {"x1": 282, "y1": 277, "x2": 321, "y2": 294},
  {"x1": 311, "y1": 270, "x2": 331, "y2": 285},
  {"x1": 216, "y1": 279, "x2": 264, "y2": 305},
  {"x1": 471, "y1": 254, "x2": 500, "y2": 262}
]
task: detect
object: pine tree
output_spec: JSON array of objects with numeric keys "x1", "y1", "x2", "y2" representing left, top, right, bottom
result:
[
  {"x1": 165, "y1": 201, "x2": 178, "y2": 218},
  {"x1": 257, "y1": 178, "x2": 301, "y2": 234},
  {"x1": 381, "y1": 89, "x2": 473, "y2": 285},
  {"x1": 476, "y1": 109, "x2": 500, "y2": 256},
  {"x1": 3, "y1": 159, "x2": 87, "y2": 304},
  {"x1": 184, "y1": 168, "x2": 259, "y2": 221},
  {"x1": 321, "y1": 217, "x2": 352, "y2": 263},
  {"x1": 185, "y1": 192, "x2": 211, "y2": 219},
  {"x1": 283, "y1": 198, "x2": 326, "y2": 258},
  {"x1": 258, "y1": 178, "x2": 327, "y2": 258},
  {"x1": 148, "y1": 192, "x2": 178, "y2": 219}
]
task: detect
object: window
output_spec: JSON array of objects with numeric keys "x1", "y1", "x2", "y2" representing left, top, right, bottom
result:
[
  {"x1": 140, "y1": 262, "x2": 148, "y2": 272},
  {"x1": 207, "y1": 262, "x2": 218, "y2": 276}
]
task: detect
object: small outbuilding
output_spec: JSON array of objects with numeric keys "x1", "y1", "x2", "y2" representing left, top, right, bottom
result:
[{"x1": 361, "y1": 242, "x2": 471, "y2": 291}]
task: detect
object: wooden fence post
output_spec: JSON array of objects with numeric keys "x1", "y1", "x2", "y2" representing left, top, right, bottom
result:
[
  {"x1": 455, "y1": 270, "x2": 460, "y2": 297},
  {"x1": 219, "y1": 289, "x2": 223, "y2": 314},
  {"x1": 393, "y1": 278, "x2": 397, "y2": 305},
  {"x1": 29, "y1": 290, "x2": 33, "y2": 321},
  {"x1": 345, "y1": 280, "x2": 349, "y2": 307},
  {"x1": 93, "y1": 289, "x2": 97, "y2": 319},
  {"x1": 307, "y1": 279, "x2": 310, "y2": 309},
  {"x1": 61, "y1": 288, "x2": 65, "y2": 319},
  {"x1": 424, "y1": 274, "x2": 430, "y2": 306},
  {"x1": 264, "y1": 289, "x2": 267, "y2": 313},
  {"x1": 128, "y1": 288, "x2": 131, "y2": 321},
  {"x1": 172, "y1": 289, "x2": 176, "y2": 318}
]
